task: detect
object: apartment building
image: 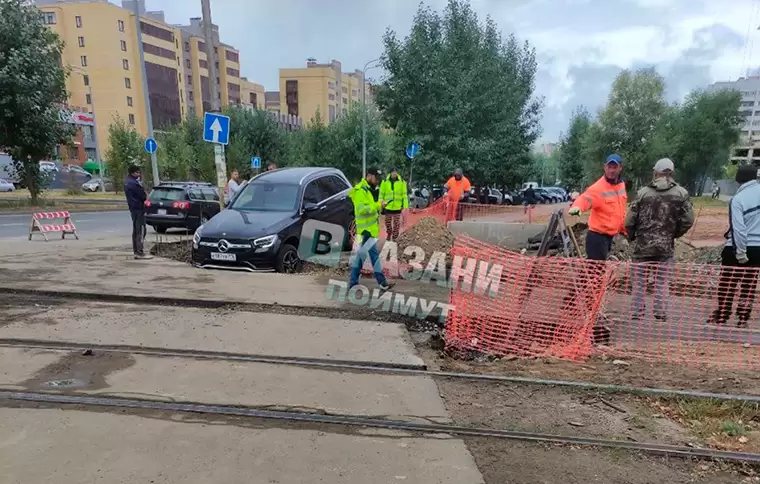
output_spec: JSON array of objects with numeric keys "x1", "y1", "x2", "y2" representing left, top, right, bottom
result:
[
  {"x1": 36, "y1": 0, "x2": 254, "y2": 157},
  {"x1": 707, "y1": 77, "x2": 760, "y2": 164},
  {"x1": 241, "y1": 77, "x2": 266, "y2": 110},
  {"x1": 278, "y1": 59, "x2": 371, "y2": 124}
]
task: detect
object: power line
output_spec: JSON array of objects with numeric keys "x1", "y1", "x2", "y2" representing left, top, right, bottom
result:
[{"x1": 741, "y1": 0, "x2": 759, "y2": 77}]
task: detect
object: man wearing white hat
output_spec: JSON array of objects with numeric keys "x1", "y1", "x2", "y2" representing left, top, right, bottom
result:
[{"x1": 625, "y1": 158, "x2": 693, "y2": 321}]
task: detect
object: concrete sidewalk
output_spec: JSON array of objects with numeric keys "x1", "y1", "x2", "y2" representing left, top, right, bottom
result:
[{"x1": 0, "y1": 235, "x2": 335, "y2": 308}]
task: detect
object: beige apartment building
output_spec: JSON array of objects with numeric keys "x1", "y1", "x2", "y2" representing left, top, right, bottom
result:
[{"x1": 278, "y1": 59, "x2": 373, "y2": 124}]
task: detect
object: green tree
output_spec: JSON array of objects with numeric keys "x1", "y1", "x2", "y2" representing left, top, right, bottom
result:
[
  {"x1": 0, "y1": 0, "x2": 75, "y2": 203},
  {"x1": 105, "y1": 116, "x2": 146, "y2": 192},
  {"x1": 669, "y1": 89, "x2": 743, "y2": 195},
  {"x1": 301, "y1": 109, "x2": 334, "y2": 167},
  {"x1": 558, "y1": 108, "x2": 591, "y2": 190},
  {"x1": 225, "y1": 106, "x2": 287, "y2": 178},
  {"x1": 156, "y1": 115, "x2": 214, "y2": 182},
  {"x1": 376, "y1": 0, "x2": 542, "y2": 186},
  {"x1": 324, "y1": 105, "x2": 386, "y2": 183},
  {"x1": 583, "y1": 68, "x2": 668, "y2": 187}
]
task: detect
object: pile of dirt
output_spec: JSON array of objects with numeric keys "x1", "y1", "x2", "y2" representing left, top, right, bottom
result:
[
  {"x1": 395, "y1": 216, "x2": 455, "y2": 258},
  {"x1": 150, "y1": 240, "x2": 192, "y2": 263}
]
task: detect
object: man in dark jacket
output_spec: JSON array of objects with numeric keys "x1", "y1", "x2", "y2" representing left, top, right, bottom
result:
[
  {"x1": 124, "y1": 165, "x2": 152, "y2": 260},
  {"x1": 625, "y1": 158, "x2": 693, "y2": 321}
]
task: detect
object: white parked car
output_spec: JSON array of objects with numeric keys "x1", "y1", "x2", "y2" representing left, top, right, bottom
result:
[
  {"x1": 0, "y1": 178, "x2": 14, "y2": 192},
  {"x1": 39, "y1": 161, "x2": 58, "y2": 172}
]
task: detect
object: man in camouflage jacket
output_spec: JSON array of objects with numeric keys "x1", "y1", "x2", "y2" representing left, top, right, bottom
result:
[{"x1": 624, "y1": 158, "x2": 694, "y2": 321}]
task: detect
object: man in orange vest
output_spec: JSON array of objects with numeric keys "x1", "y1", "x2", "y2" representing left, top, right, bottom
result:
[
  {"x1": 444, "y1": 168, "x2": 471, "y2": 221},
  {"x1": 569, "y1": 153, "x2": 627, "y2": 260}
]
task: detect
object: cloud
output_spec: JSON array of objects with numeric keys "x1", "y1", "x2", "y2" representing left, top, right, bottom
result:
[{"x1": 134, "y1": 0, "x2": 758, "y2": 141}]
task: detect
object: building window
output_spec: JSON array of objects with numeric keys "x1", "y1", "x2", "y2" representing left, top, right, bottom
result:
[
  {"x1": 187, "y1": 74, "x2": 192, "y2": 86},
  {"x1": 139, "y1": 21, "x2": 174, "y2": 42},
  {"x1": 118, "y1": 19, "x2": 125, "y2": 32},
  {"x1": 40, "y1": 12, "x2": 57, "y2": 25},
  {"x1": 198, "y1": 41, "x2": 206, "y2": 51},
  {"x1": 120, "y1": 40, "x2": 127, "y2": 51},
  {"x1": 80, "y1": 55, "x2": 87, "y2": 67},
  {"x1": 75, "y1": 16, "x2": 82, "y2": 28},
  {"x1": 128, "y1": 114, "x2": 135, "y2": 125},
  {"x1": 250, "y1": 93, "x2": 257, "y2": 106},
  {"x1": 199, "y1": 59, "x2": 208, "y2": 69},
  {"x1": 343, "y1": 97, "x2": 348, "y2": 105},
  {"x1": 327, "y1": 81, "x2": 336, "y2": 90},
  {"x1": 125, "y1": 77, "x2": 131, "y2": 89},
  {"x1": 142, "y1": 43, "x2": 176, "y2": 61},
  {"x1": 329, "y1": 105, "x2": 336, "y2": 122},
  {"x1": 342, "y1": 87, "x2": 348, "y2": 94},
  {"x1": 78, "y1": 36, "x2": 85, "y2": 47},
  {"x1": 184, "y1": 42, "x2": 190, "y2": 52},
  {"x1": 285, "y1": 80, "x2": 298, "y2": 116},
  {"x1": 225, "y1": 50, "x2": 239, "y2": 63},
  {"x1": 226, "y1": 67, "x2": 239, "y2": 77},
  {"x1": 185, "y1": 59, "x2": 191, "y2": 68},
  {"x1": 188, "y1": 91, "x2": 194, "y2": 101},
  {"x1": 85, "y1": 93, "x2": 92, "y2": 104},
  {"x1": 328, "y1": 93, "x2": 335, "y2": 101},
  {"x1": 127, "y1": 96, "x2": 133, "y2": 107},
  {"x1": 123, "y1": 59, "x2": 129, "y2": 70},
  {"x1": 214, "y1": 46, "x2": 218, "y2": 54},
  {"x1": 215, "y1": 61, "x2": 219, "y2": 69}
]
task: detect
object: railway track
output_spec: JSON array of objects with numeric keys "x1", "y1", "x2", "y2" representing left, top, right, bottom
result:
[{"x1": 3, "y1": 390, "x2": 760, "y2": 465}]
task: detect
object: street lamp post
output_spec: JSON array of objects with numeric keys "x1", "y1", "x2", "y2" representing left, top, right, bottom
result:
[
  {"x1": 70, "y1": 66, "x2": 105, "y2": 193},
  {"x1": 361, "y1": 58, "x2": 381, "y2": 178}
]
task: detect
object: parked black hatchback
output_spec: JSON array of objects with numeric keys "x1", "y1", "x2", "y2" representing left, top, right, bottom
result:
[
  {"x1": 191, "y1": 167, "x2": 354, "y2": 273},
  {"x1": 145, "y1": 181, "x2": 222, "y2": 233}
]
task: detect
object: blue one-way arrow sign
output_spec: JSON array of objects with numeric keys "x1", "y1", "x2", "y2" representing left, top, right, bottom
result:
[
  {"x1": 251, "y1": 156, "x2": 261, "y2": 169},
  {"x1": 144, "y1": 137, "x2": 157, "y2": 154},
  {"x1": 406, "y1": 141, "x2": 420, "y2": 159},
  {"x1": 203, "y1": 112, "x2": 230, "y2": 145}
]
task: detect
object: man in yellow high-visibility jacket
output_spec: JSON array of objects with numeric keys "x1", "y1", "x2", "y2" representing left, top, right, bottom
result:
[
  {"x1": 379, "y1": 167, "x2": 408, "y2": 242},
  {"x1": 349, "y1": 167, "x2": 395, "y2": 291}
]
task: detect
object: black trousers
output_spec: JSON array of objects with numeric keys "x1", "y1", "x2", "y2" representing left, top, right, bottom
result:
[
  {"x1": 586, "y1": 231, "x2": 614, "y2": 261},
  {"x1": 384, "y1": 210, "x2": 402, "y2": 241},
  {"x1": 130, "y1": 209, "x2": 146, "y2": 256},
  {"x1": 713, "y1": 246, "x2": 760, "y2": 324}
]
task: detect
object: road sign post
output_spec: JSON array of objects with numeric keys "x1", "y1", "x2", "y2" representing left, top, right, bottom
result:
[
  {"x1": 251, "y1": 156, "x2": 261, "y2": 177},
  {"x1": 406, "y1": 141, "x2": 421, "y2": 191},
  {"x1": 204, "y1": 113, "x2": 231, "y2": 206}
]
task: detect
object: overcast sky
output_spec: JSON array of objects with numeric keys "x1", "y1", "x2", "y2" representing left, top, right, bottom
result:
[{"x1": 133, "y1": 0, "x2": 759, "y2": 142}]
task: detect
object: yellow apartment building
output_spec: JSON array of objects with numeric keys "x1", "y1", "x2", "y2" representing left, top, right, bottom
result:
[
  {"x1": 37, "y1": 0, "x2": 255, "y2": 157},
  {"x1": 278, "y1": 59, "x2": 369, "y2": 125},
  {"x1": 241, "y1": 78, "x2": 266, "y2": 109}
]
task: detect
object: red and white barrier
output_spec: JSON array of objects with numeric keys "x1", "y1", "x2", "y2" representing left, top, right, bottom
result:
[{"x1": 29, "y1": 211, "x2": 78, "y2": 241}]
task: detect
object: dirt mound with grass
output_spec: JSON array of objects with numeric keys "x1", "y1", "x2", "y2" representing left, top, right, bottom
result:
[{"x1": 150, "y1": 240, "x2": 192, "y2": 263}]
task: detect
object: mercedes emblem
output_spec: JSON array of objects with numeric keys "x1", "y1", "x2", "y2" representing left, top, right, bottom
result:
[{"x1": 217, "y1": 239, "x2": 229, "y2": 253}]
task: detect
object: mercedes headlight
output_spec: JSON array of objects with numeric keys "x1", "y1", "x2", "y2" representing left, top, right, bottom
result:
[
  {"x1": 192, "y1": 225, "x2": 203, "y2": 249},
  {"x1": 252, "y1": 235, "x2": 277, "y2": 251}
]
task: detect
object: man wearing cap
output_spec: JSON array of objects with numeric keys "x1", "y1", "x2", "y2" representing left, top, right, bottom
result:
[
  {"x1": 379, "y1": 167, "x2": 409, "y2": 242},
  {"x1": 625, "y1": 158, "x2": 693, "y2": 321},
  {"x1": 444, "y1": 168, "x2": 471, "y2": 221},
  {"x1": 348, "y1": 167, "x2": 395, "y2": 291},
  {"x1": 709, "y1": 164, "x2": 760, "y2": 327},
  {"x1": 569, "y1": 154, "x2": 628, "y2": 260}
]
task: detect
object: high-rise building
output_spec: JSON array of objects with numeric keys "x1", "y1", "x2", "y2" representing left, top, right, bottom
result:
[
  {"x1": 707, "y1": 77, "x2": 760, "y2": 164},
  {"x1": 241, "y1": 78, "x2": 265, "y2": 110},
  {"x1": 35, "y1": 0, "x2": 257, "y2": 158},
  {"x1": 278, "y1": 59, "x2": 371, "y2": 124}
]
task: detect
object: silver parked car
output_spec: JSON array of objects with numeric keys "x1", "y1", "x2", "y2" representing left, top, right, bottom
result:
[{"x1": 0, "y1": 178, "x2": 14, "y2": 192}]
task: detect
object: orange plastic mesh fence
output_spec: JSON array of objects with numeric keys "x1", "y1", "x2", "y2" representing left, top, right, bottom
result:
[
  {"x1": 444, "y1": 234, "x2": 614, "y2": 361},
  {"x1": 598, "y1": 258, "x2": 760, "y2": 369}
]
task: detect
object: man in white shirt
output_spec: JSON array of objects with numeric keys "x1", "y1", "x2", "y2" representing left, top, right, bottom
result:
[{"x1": 226, "y1": 169, "x2": 242, "y2": 201}]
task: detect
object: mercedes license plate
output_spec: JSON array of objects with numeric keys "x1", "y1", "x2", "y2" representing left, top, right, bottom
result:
[
  {"x1": 157, "y1": 209, "x2": 167, "y2": 215},
  {"x1": 211, "y1": 252, "x2": 236, "y2": 261}
]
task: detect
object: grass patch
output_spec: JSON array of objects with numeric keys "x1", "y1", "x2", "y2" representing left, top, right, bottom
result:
[
  {"x1": 648, "y1": 397, "x2": 760, "y2": 451},
  {"x1": 0, "y1": 198, "x2": 125, "y2": 212},
  {"x1": 0, "y1": 189, "x2": 125, "y2": 200}
]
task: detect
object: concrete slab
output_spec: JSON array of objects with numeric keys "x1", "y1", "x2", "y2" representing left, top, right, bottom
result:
[
  {"x1": 448, "y1": 221, "x2": 547, "y2": 249},
  {"x1": 0, "y1": 408, "x2": 485, "y2": 484},
  {"x1": 0, "y1": 348, "x2": 61, "y2": 383},
  {"x1": 2, "y1": 350, "x2": 448, "y2": 421},
  {"x1": 0, "y1": 302, "x2": 423, "y2": 367},
  {"x1": 0, "y1": 236, "x2": 334, "y2": 308}
]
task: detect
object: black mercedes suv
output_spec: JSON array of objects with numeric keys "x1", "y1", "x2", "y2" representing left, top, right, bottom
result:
[{"x1": 191, "y1": 167, "x2": 355, "y2": 273}]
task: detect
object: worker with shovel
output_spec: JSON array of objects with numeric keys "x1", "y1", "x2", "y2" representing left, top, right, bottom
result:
[{"x1": 568, "y1": 153, "x2": 627, "y2": 260}]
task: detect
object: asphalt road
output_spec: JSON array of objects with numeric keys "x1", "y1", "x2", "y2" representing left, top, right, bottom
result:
[{"x1": 0, "y1": 210, "x2": 135, "y2": 239}]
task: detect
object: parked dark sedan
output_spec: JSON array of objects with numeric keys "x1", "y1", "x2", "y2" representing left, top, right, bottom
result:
[
  {"x1": 145, "y1": 181, "x2": 221, "y2": 233},
  {"x1": 192, "y1": 167, "x2": 355, "y2": 273}
]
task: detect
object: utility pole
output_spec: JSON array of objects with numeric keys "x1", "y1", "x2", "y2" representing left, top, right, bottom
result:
[
  {"x1": 361, "y1": 58, "x2": 380, "y2": 178},
  {"x1": 201, "y1": 0, "x2": 227, "y2": 205},
  {"x1": 132, "y1": 0, "x2": 160, "y2": 185}
]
